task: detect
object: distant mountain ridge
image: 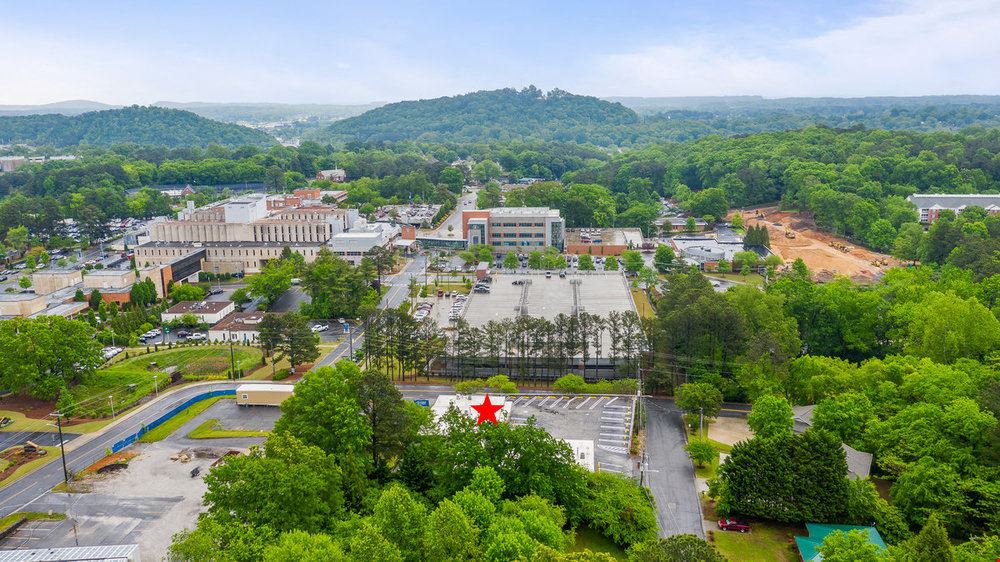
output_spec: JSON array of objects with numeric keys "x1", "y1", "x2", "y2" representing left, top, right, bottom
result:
[
  {"x1": 0, "y1": 106, "x2": 275, "y2": 148},
  {"x1": 312, "y1": 87, "x2": 639, "y2": 143},
  {"x1": 0, "y1": 100, "x2": 119, "y2": 116},
  {"x1": 152, "y1": 101, "x2": 384, "y2": 123}
]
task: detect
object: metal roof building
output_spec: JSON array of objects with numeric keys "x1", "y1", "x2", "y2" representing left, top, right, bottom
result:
[{"x1": 0, "y1": 544, "x2": 140, "y2": 561}]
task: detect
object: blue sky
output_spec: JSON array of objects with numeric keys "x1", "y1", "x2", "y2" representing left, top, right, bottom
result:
[{"x1": 3, "y1": 0, "x2": 998, "y2": 104}]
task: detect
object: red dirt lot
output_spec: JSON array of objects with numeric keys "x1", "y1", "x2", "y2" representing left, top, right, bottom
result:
[
  {"x1": 0, "y1": 395, "x2": 56, "y2": 419},
  {"x1": 743, "y1": 207, "x2": 902, "y2": 283}
]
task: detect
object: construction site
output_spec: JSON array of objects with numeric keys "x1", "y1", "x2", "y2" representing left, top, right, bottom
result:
[{"x1": 743, "y1": 207, "x2": 901, "y2": 283}]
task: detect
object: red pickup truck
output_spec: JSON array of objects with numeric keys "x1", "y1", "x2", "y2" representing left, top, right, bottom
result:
[{"x1": 718, "y1": 519, "x2": 752, "y2": 533}]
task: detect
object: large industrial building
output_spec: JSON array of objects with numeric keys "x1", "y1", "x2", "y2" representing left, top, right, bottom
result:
[
  {"x1": 462, "y1": 207, "x2": 565, "y2": 250},
  {"x1": 135, "y1": 194, "x2": 396, "y2": 273}
]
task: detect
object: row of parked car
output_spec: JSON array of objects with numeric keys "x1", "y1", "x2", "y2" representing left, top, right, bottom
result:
[
  {"x1": 414, "y1": 302, "x2": 433, "y2": 321},
  {"x1": 472, "y1": 279, "x2": 491, "y2": 294},
  {"x1": 448, "y1": 294, "x2": 469, "y2": 322}
]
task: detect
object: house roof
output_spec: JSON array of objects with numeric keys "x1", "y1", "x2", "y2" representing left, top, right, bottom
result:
[
  {"x1": 795, "y1": 524, "x2": 886, "y2": 561},
  {"x1": 843, "y1": 444, "x2": 874, "y2": 480},
  {"x1": 791, "y1": 405, "x2": 873, "y2": 479}
]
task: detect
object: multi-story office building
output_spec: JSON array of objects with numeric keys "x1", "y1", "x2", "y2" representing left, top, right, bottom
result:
[
  {"x1": 462, "y1": 207, "x2": 565, "y2": 250},
  {"x1": 151, "y1": 196, "x2": 357, "y2": 243},
  {"x1": 136, "y1": 195, "x2": 397, "y2": 273}
]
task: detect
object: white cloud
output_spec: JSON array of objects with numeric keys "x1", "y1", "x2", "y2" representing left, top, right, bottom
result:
[{"x1": 587, "y1": 0, "x2": 1000, "y2": 97}]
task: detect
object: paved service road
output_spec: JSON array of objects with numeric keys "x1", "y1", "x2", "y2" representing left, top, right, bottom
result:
[
  {"x1": 645, "y1": 397, "x2": 705, "y2": 538},
  {"x1": 0, "y1": 381, "x2": 239, "y2": 517}
]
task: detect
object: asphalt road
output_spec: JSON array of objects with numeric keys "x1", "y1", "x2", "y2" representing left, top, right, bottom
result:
[
  {"x1": 424, "y1": 188, "x2": 477, "y2": 239},
  {"x1": 0, "y1": 431, "x2": 80, "y2": 451},
  {"x1": 312, "y1": 255, "x2": 427, "y2": 369},
  {"x1": 0, "y1": 381, "x2": 239, "y2": 517},
  {"x1": 644, "y1": 397, "x2": 706, "y2": 538}
]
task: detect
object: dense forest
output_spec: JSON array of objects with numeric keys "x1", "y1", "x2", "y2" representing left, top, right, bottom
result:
[
  {"x1": 0, "y1": 106, "x2": 275, "y2": 148},
  {"x1": 4, "y1": 126, "x2": 1000, "y2": 276},
  {"x1": 314, "y1": 87, "x2": 639, "y2": 144},
  {"x1": 311, "y1": 89, "x2": 1000, "y2": 146}
]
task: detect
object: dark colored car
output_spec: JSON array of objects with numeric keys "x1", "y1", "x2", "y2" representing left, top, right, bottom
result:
[{"x1": 717, "y1": 519, "x2": 751, "y2": 533}]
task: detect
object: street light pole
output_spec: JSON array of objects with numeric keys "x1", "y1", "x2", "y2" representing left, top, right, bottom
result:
[
  {"x1": 153, "y1": 375, "x2": 159, "y2": 397},
  {"x1": 109, "y1": 396, "x2": 116, "y2": 419},
  {"x1": 699, "y1": 407, "x2": 704, "y2": 439}
]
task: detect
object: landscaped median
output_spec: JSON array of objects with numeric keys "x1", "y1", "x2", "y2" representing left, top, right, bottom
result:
[
  {"x1": 0, "y1": 445, "x2": 60, "y2": 488},
  {"x1": 137, "y1": 396, "x2": 229, "y2": 443},
  {"x1": 187, "y1": 419, "x2": 269, "y2": 439}
]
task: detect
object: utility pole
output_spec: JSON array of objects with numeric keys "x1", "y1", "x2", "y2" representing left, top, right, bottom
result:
[
  {"x1": 229, "y1": 339, "x2": 236, "y2": 380},
  {"x1": 109, "y1": 396, "x2": 116, "y2": 419},
  {"x1": 50, "y1": 413, "x2": 70, "y2": 484},
  {"x1": 152, "y1": 375, "x2": 159, "y2": 397},
  {"x1": 699, "y1": 407, "x2": 704, "y2": 439}
]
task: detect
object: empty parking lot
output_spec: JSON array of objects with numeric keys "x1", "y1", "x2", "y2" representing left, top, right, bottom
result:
[
  {"x1": 461, "y1": 272, "x2": 636, "y2": 328},
  {"x1": 508, "y1": 394, "x2": 635, "y2": 476}
]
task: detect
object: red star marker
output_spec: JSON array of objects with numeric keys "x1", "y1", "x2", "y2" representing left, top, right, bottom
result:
[{"x1": 471, "y1": 394, "x2": 504, "y2": 425}]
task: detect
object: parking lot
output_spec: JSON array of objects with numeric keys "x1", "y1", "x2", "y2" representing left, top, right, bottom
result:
[
  {"x1": 6, "y1": 399, "x2": 278, "y2": 559},
  {"x1": 461, "y1": 272, "x2": 635, "y2": 329},
  {"x1": 508, "y1": 394, "x2": 635, "y2": 475}
]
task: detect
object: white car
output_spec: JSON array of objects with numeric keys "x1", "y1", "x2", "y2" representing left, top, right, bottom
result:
[
  {"x1": 311, "y1": 324, "x2": 329, "y2": 333},
  {"x1": 188, "y1": 333, "x2": 207, "y2": 341}
]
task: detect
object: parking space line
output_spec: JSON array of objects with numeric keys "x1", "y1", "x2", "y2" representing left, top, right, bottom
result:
[
  {"x1": 589, "y1": 397, "x2": 605, "y2": 410},
  {"x1": 605, "y1": 397, "x2": 618, "y2": 407},
  {"x1": 562, "y1": 397, "x2": 576, "y2": 408},
  {"x1": 537, "y1": 397, "x2": 550, "y2": 408},
  {"x1": 577, "y1": 397, "x2": 592, "y2": 409},
  {"x1": 549, "y1": 397, "x2": 563, "y2": 408}
]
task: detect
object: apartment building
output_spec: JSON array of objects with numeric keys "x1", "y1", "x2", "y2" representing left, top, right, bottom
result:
[
  {"x1": 462, "y1": 207, "x2": 565, "y2": 250},
  {"x1": 907, "y1": 194, "x2": 1000, "y2": 223}
]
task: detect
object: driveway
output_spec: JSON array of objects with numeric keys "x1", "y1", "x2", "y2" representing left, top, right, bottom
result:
[{"x1": 645, "y1": 397, "x2": 705, "y2": 538}]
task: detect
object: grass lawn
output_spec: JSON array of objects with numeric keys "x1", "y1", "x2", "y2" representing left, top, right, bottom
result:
[
  {"x1": 702, "y1": 494, "x2": 803, "y2": 562},
  {"x1": 570, "y1": 525, "x2": 627, "y2": 560},
  {"x1": 0, "y1": 511, "x2": 65, "y2": 534},
  {"x1": 705, "y1": 272, "x2": 765, "y2": 287},
  {"x1": 138, "y1": 396, "x2": 229, "y2": 443},
  {"x1": 244, "y1": 342, "x2": 341, "y2": 380},
  {"x1": 630, "y1": 288, "x2": 655, "y2": 319},
  {"x1": 187, "y1": 418, "x2": 269, "y2": 439},
  {"x1": 423, "y1": 282, "x2": 471, "y2": 296},
  {"x1": 67, "y1": 346, "x2": 261, "y2": 418},
  {"x1": 0, "y1": 411, "x2": 52, "y2": 432},
  {"x1": 0, "y1": 446, "x2": 60, "y2": 487},
  {"x1": 687, "y1": 427, "x2": 732, "y2": 478}
]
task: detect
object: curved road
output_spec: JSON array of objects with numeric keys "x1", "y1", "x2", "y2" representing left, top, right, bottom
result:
[{"x1": 0, "y1": 381, "x2": 239, "y2": 517}]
